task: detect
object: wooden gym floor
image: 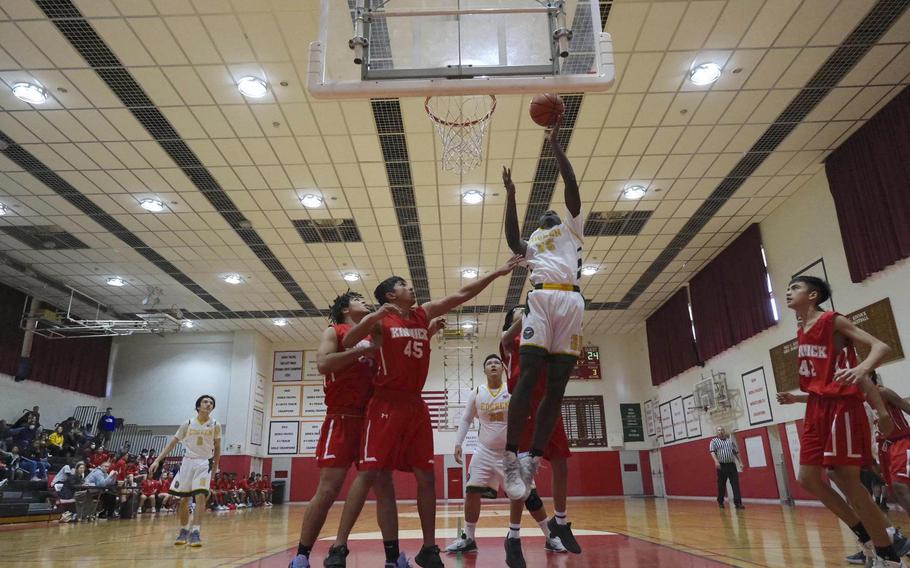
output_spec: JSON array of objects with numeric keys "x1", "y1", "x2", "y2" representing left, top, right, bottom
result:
[{"x1": 0, "y1": 497, "x2": 893, "y2": 567}]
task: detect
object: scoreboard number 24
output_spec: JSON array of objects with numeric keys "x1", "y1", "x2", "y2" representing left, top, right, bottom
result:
[{"x1": 570, "y1": 345, "x2": 602, "y2": 380}]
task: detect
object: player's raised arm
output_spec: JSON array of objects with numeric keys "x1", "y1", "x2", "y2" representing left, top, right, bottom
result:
[
  {"x1": 548, "y1": 119, "x2": 580, "y2": 217},
  {"x1": 317, "y1": 326, "x2": 377, "y2": 374},
  {"x1": 503, "y1": 167, "x2": 528, "y2": 256},
  {"x1": 422, "y1": 255, "x2": 523, "y2": 320},
  {"x1": 341, "y1": 303, "x2": 401, "y2": 349}
]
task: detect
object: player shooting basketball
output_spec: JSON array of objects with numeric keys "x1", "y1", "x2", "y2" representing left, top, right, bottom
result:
[{"x1": 501, "y1": 115, "x2": 585, "y2": 502}]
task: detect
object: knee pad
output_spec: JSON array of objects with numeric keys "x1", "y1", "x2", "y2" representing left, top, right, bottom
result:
[{"x1": 524, "y1": 488, "x2": 543, "y2": 512}]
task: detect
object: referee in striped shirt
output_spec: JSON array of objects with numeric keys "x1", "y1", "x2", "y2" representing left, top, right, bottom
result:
[{"x1": 709, "y1": 427, "x2": 744, "y2": 509}]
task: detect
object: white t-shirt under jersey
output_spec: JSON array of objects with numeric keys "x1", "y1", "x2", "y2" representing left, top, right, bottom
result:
[
  {"x1": 525, "y1": 209, "x2": 584, "y2": 285},
  {"x1": 174, "y1": 416, "x2": 221, "y2": 460},
  {"x1": 456, "y1": 383, "x2": 510, "y2": 451}
]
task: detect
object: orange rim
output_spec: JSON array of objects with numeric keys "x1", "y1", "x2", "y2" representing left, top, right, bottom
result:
[{"x1": 424, "y1": 95, "x2": 497, "y2": 127}]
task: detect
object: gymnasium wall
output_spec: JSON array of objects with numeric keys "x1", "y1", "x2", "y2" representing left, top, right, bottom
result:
[
  {"x1": 650, "y1": 169, "x2": 910, "y2": 498},
  {"x1": 0, "y1": 372, "x2": 105, "y2": 427},
  {"x1": 108, "y1": 332, "x2": 234, "y2": 426},
  {"x1": 106, "y1": 330, "x2": 273, "y2": 459}
]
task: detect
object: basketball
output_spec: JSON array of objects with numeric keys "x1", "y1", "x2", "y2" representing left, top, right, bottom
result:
[{"x1": 529, "y1": 93, "x2": 565, "y2": 127}]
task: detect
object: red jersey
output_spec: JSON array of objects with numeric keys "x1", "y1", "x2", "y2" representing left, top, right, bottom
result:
[
  {"x1": 159, "y1": 479, "x2": 171, "y2": 493},
  {"x1": 260, "y1": 478, "x2": 271, "y2": 490},
  {"x1": 125, "y1": 463, "x2": 139, "y2": 477},
  {"x1": 141, "y1": 479, "x2": 160, "y2": 495},
  {"x1": 110, "y1": 459, "x2": 127, "y2": 479},
  {"x1": 236, "y1": 478, "x2": 250, "y2": 491},
  {"x1": 797, "y1": 311, "x2": 861, "y2": 399},
  {"x1": 90, "y1": 452, "x2": 108, "y2": 468},
  {"x1": 502, "y1": 336, "x2": 546, "y2": 399},
  {"x1": 376, "y1": 306, "x2": 431, "y2": 393},
  {"x1": 883, "y1": 396, "x2": 910, "y2": 441},
  {"x1": 325, "y1": 323, "x2": 376, "y2": 413}
]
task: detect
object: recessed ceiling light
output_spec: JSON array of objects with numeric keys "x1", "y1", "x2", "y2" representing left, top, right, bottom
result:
[
  {"x1": 12, "y1": 82, "x2": 48, "y2": 104},
  {"x1": 139, "y1": 198, "x2": 165, "y2": 212},
  {"x1": 224, "y1": 273, "x2": 244, "y2": 285},
  {"x1": 581, "y1": 265, "x2": 598, "y2": 276},
  {"x1": 181, "y1": 320, "x2": 195, "y2": 329},
  {"x1": 0, "y1": 204, "x2": 7, "y2": 216},
  {"x1": 300, "y1": 194, "x2": 323, "y2": 208},
  {"x1": 273, "y1": 318, "x2": 288, "y2": 327},
  {"x1": 106, "y1": 277, "x2": 125, "y2": 287},
  {"x1": 689, "y1": 63, "x2": 722, "y2": 86},
  {"x1": 237, "y1": 76, "x2": 268, "y2": 98},
  {"x1": 461, "y1": 268, "x2": 478, "y2": 279},
  {"x1": 462, "y1": 190, "x2": 484, "y2": 205},
  {"x1": 461, "y1": 322, "x2": 475, "y2": 330},
  {"x1": 343, "y1": 272, "x2": 360, "y2": 282},
  {"x1": 623, "y1": 185, "x2": 647, "y2": 200}
]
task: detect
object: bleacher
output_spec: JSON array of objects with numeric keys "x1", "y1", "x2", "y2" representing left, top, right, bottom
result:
[
  {"x1": 73, "y1": 405, "x2": 179, "y2": 457},
  {"x1": 0, "y1": 405, "x2": 186, "y2": 525},
  {"x1": 0, "y1": 479, "x2": 57, "y2": 525}
]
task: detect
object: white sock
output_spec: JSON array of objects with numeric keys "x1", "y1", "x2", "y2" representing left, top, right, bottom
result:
[
  {"x1": 508, "y1": 523, "x2": 521, "y2": 539},
  {"x1": 183, "y1": 523, "x2": 191, "y2": 531},
  {"x1": 191, "y1": 524, "x2": 200, "y2": 533},
  {"x1": 554, "y1": 511, "x2": 568, "y2": 526},
  {"x1": 538, "y1": 518, "x2": 550, "y2": 538},
  {"x1": 465, "y1": 521, "x2": 477, "y2": 541},
  {"x1": 888, "y1": 526, "x2": 897, "y2": 538}
]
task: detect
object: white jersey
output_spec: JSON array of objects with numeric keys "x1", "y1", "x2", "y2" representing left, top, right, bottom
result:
[
  {"x1": 174, "y1": 417, "x2": 221, "y2": 460},
  {"x1": 456, "y1": 383, "x2": 510, "y2": 451},
  {"x1": 525, "y1": 209, "x2": 584, "y2": 285}
]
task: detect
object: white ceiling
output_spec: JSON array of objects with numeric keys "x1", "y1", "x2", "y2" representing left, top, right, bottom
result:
[{"x1": 0, "y1": 0, "x2": 908, "y2": 343}]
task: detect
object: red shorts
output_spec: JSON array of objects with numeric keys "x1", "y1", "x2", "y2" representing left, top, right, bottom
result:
[
  {"x1": 517, "y1": 392, "x2": 572, "y2": 461},
  {"x1": 887, "y1": 437, "x2": 910, "y2": 485},
  {"x1": 360, "y1": 391, "x2": 434, "y2": 472},
  {"x1": 316, "y1": 413, "x2": 365, "y2": 469},
  {"x1": 141, "y1": 491, "x2": 156, "y2": 497},
  {"x1": 800, "y1": 394, "x2": 870, "y2": 467}
]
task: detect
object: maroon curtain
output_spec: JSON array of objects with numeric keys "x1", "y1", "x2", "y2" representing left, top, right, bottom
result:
[
  {"x1": 0, "y1": 283, "x2": 25, "y2": 376},
  {"x1": 646, "y1": 288, "x2": 698, "y2": 386},
  {"x1": 28, "y1": 334, "x2": 111, "y2": 397},
  {"x1": 825, "y1": 86, "x2": 910, "y2": 282},
  {"x1": 690, "y1": 224, "x2": 776, "y2": 360}
]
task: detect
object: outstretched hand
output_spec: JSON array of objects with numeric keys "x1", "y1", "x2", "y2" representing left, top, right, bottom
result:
[
  {"x1": 375, "y1": 302, "x2": 405, "y2": 318},
  {"x1": 494, "y1": 254, "x2": 525, "y2": 276},
  {"x1": 502, "y1": 166, "x2": 515, "y2": 195},
  {"x1": 776, "y1": 392, "x2": 797, "y2": 405}
]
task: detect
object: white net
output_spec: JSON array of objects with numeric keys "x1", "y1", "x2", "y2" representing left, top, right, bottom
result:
[{"x1": 425, "y1": 95, "x2": 496, "y2": 173}]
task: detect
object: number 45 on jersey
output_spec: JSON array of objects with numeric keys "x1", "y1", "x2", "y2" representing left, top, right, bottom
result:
[{"x1": 404, "y1": 340, "x2": 424, "y2": 359}]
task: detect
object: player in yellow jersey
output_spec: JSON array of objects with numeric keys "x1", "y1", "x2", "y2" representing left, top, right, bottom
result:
[
  {"x1": 151, "y1": 395, "x2": 221, "y2": 547},
  {"x1": 501, "y1": 119, "x2": 584, "y2": 502}
]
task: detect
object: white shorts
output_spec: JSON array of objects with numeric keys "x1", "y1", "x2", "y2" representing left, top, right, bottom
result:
[
  {"x1": 169, "y1": 457, "x2": 212, "y2": 497},
  {"x1": 520, "y1": 288, "x2": 584, "y2": 356},
  {"x1": 466, "y1": 445, "x2": 505, "y2": 492}
]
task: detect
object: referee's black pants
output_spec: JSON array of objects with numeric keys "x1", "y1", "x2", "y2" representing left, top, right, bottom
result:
[{"x1": 716, "y1": 463, "x2": 742, "y2": 506}]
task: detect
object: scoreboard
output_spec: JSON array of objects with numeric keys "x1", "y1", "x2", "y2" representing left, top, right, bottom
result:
[{"x1": 570, "y1": 345, "x2": 602, "y2": 380}]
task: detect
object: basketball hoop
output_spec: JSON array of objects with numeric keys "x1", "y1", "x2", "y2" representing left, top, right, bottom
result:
[{"x1": 425, "y1": 95, "x2": 496, "y2": 173}]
